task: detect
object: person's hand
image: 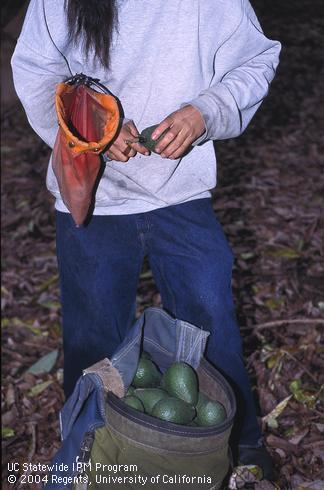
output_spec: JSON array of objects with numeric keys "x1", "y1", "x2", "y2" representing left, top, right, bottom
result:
[
  {"x1": 151, "y1": 105, "x2": 205, "y2": 159},
  {"x1": 105, "y1": 120, "x2": 149, "y2": 162}
]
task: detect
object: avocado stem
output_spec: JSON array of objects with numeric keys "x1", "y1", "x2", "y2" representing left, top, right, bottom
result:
[{"x1": 124, "y1": 137, "x2": 146, "y2": 145}]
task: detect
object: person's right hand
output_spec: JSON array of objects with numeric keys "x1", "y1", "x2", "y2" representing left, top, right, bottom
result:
[{"x1": 105, "y1": 120, "x2": 149, "y2": 162}]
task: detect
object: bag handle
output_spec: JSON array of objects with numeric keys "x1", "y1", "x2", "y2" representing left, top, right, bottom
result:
[
  {"x1": 64, "y1": 73, "x2": 115, "y2": 96},
  {"x1": 42, "y1": 0, "x2": 73, "y2": 77}
]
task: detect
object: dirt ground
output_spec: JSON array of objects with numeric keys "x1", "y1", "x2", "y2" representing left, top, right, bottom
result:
[{"x1": 2, "y1": 1, "x2": 324, "y2": 489}]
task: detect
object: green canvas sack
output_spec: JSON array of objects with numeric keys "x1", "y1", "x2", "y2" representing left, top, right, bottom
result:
[
  {"x1": 52, "y1": 308, "x2": 236, "y2": 490},
  {"x1": 84, "y1": 358, "x2": 235, "y2": 490}
]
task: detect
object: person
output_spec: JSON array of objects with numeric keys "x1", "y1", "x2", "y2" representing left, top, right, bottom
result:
[{"x1": 12, "y1": 0, "x2": 281, "y2": 480}]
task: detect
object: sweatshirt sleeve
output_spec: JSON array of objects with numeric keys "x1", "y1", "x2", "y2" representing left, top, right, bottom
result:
[
  {"x1": 11, "y1": 0, "x2": 71, "y2": 148},
  {"x1": 185, "y1": 0, "x2": 281, "y2": 144}
]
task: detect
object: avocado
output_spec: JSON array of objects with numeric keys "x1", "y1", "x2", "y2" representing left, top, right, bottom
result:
[
  {"x1": 132, "y1": 358, "x2": 162, "y2": 388},
  {"x1": 162, "y1": 362, "x2": 198, "y2": 405},
  {"x1": 196, "y1": 392, "x2": 209, "y2": 410},
  {"x1": 139, "y1": 124, "x2": 170, "y2": 153},
  {"x1": 134, "y1": 388, "x2": 169, "y2": 414},
  {"x1": 151, "y1": 397, "x2": 196, "y2": 425},
  {"x1": 195, "y1": 393, "x2": 226, "y2": 427},
  {"x1": 126, "y1": 386, "x2": 135, "y2": 396},
  {"x1": 122, "y1": 395, "x2": 144, "y2": 412},
  {"x1": 141, "y1": 351, "x2": 152, "y2": 360}
]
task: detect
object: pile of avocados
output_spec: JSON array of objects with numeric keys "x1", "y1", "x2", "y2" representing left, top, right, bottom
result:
[{"x1": 121, "y1": 352, "x2": 226, "y2": 427}]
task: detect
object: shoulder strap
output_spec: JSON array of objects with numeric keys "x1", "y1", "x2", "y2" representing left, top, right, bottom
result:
[{"x1": 42, "y1": 0, "x2": 73, "y2": 77}]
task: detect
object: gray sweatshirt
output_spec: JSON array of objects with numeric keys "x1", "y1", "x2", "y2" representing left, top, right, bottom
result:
[{"x1": 11, "y1": 0, "x2": 281, "y2": 215}]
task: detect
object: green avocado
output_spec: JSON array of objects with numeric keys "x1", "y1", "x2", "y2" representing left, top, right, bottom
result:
[
  {"x1": 151, "y1": 397, "x2": 196, "y2": 425},
  {"x1": 196, "y1": 392, "x2": 209, "y2": 411},
  {"x1": 134, "y1": 388, "x2": 169, "y2": 414},
  {"x1": 125, "y1": 386, "x2": 135, "y2": 396},
  {"x1": 122, "y1": 395, "x2": 144, "y2": 412},
  {"x1": 162, "y1": 362, "x2": 198, "y2": 405},
  {"x1": 132, "y1": 358, "x2": 162, "y2": 388},
  {"x1": 141, "y1": 351, "x2": 152, "y2": 360},
  {"x1": 195, "y1": 393, "x2": 226, "y2": 427},
  {"x1": 139, "y1": 124, "x2": 170, "y2": 153}
]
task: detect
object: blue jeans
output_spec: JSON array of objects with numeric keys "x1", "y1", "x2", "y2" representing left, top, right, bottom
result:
[{"x1": 56, "y1": 198, "x2": 262, "y2": 446}]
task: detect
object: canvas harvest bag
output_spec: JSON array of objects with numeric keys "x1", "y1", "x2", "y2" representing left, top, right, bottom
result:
[
  {"x1": 52, "y1": 74, "x2": 120, "y2": 227},
  {"x1": 45, "y1": 308, "x2": 236, "y2": 490}
]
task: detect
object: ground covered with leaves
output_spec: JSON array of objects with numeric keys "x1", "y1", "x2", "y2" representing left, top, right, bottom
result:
[{"x1": 2, "y1": 0, "x2": 324, "y2": 489}]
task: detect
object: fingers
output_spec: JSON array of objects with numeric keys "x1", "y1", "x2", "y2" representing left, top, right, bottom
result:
[
  {"x1": 124, "y1": 121, "x2": 150, "y2": 155},
  {"x1": 154, "y1": 128, "x2": 178, "y2": 155},
  {"x1": 166, "y1": 135, "x2": 193, "y2": 160},
  {"x1": 157, "y1": 131, "x2": 190, "y2": 159},
  {"x1": 155, "y1": 127, "x2": 180, "y2": 157},
  {"x1": 105, "y1": 120, "x2": 149, "y2": 162},
  {"x1": 154, "y1": 123, "x2": 191, "y2": 158},
  {"x1": 106, "y1": 137, "x2": 136, "y2": 162},
  {"x1": 152, "y1": 113, "x2": 190, "y2": 157},
  {"x1": 129, "y1": 140, "x2": 150, "y2": 156},
  {"x1": 124, "y1": 120, "x2": 140, "y2": 138},
  {"x1": 106, "y1": 146, "x2": 133, "y2": 163},
  {"x1": 153, "y1": 106, "x2": 205, "y2": 159},
  {"x1": 151, "y1": 116, "x2": 173, "y2": 141}
]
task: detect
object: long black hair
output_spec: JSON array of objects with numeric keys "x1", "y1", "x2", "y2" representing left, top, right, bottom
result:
[{"x1": 65, "y1": 0, "x2": 118, "y2": 70}]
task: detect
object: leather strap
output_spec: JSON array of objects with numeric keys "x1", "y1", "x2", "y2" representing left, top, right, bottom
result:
[{"x1": 83, "y1": 358, "x2": 125, "y2": 398}]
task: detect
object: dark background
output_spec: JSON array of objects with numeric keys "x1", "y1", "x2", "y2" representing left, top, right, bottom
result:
[{"x1": 2, "y1": 1, "x2": 324, "y2": 488}]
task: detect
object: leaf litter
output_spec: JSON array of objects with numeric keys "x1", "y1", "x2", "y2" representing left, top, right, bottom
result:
[{"x1": 1, "y1": 0, "x2": 324, "y2": 488}]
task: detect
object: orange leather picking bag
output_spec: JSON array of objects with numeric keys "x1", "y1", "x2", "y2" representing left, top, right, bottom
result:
[{"x1": 52, "y1": 74, "x2": 120, "y2": 226}]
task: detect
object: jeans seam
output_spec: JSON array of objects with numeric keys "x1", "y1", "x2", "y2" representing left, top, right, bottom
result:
[{"x1": 152, "y1": 257, "x2": 177, "y2": 317}]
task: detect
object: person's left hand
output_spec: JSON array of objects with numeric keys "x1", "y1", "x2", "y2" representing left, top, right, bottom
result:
[{"x1": 151, "y1": 105, "x2": 205, "y2": 159}]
